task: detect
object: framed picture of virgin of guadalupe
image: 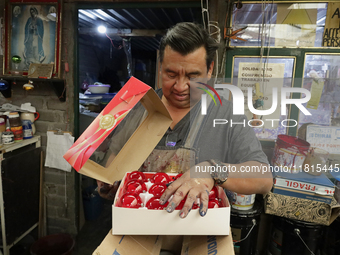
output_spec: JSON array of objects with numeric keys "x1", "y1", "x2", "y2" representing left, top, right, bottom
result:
[{"x1": 4, "y1": 0, "x2": 62, "y2": 77}]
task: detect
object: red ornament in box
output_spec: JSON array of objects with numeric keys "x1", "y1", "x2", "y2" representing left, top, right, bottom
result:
[
  {"x1": 124, "y1": 180, "x2": 147, "y2": 195},
  {"x1": 119, "y1": 193, "x2": 142, "y2": 208},
  {"x1": 149, "y1": 183, "x2": 167, "y2": 197},
  {"x1": 127, "y1": 171, "x2": 146, "y2": 182},
  {"x1": 209, "y1": 186, "x2": 219, "y2": 200},
  {"x1": 151, "y1": 172, "x2": 171, "y2": 184},
  {"x1": 208, "y1": 198, "x2": 220, "y2": 209},
  {"x1": 146, "y1": 197, "x2": 168, "y2": 210}
]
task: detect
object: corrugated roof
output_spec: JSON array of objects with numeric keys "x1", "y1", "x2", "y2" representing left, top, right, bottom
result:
[{"x1": 78, "y1": 7, "x2": 202, "y2": 51}]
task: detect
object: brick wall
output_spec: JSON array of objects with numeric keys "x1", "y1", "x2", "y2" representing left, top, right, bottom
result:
[{"x1": 0, "y1": 1, "x2": 77, "y2": 235}]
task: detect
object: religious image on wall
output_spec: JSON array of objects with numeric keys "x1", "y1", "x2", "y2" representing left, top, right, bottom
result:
[{"x1": 10, "y1": 4, "x2": 57, "y2": 71}]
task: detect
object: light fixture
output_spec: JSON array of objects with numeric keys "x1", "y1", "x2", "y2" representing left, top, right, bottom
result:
[{"x1": 97, "y1": 25, "x2": 107, "y2": 34}]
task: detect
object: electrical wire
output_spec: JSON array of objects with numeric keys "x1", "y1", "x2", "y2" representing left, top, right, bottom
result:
[
  {"x1": 105, "y1": 33, "x2": 123, "y2": 50},
  {"x1": 208, "y1": 22, "x2": 221, "y2": 84},
  {"x1": 201, "y1": 0, "x2": 210, "y2": 33}
]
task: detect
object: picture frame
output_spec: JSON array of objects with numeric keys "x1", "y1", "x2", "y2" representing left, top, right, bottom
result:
[{"x1": 4, "y1": 0, "x2": 62, "y2": 78}]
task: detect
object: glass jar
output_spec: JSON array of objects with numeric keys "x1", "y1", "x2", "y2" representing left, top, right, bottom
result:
[{"x1": 8, "y1": 112, "x2": 23, "y2": 142}]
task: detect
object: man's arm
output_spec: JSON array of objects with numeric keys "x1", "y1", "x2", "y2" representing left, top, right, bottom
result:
[
  {"x1": 159, "y1": 160, "x2": 273, "y2": 218},
  {"x1": 216, "y1": 160, "x2": 273, "y2": 194}
]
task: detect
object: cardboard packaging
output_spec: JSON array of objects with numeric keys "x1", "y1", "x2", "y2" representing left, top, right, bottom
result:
[
  {"x1": 272, "y1": 171, "x2": 335, "y2": 204},
  {"x1": 92, "y1": 232, "x2": 162, "y2": 255},
  {"x1": 112, "y1": 172, "x2": 230, "y2": 236},
  {"x1": 181, "y1": 234, "x2": 235, "y2": 255},
  {"x1": 63, "y1": 77, "x2": 172, "y2": 184},
  {"x1": 264, "y1": 191, "x2": 340, "y2": 225},
  {"x1": 93, "y1": 230, "x2": 235, "y2": 255},
  {"x1": 328, "y1": 170, "x2": 340, "y2": 203}
]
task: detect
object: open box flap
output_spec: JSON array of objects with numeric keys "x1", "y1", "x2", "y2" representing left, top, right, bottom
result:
[
  {"x1": 80, "y1": 89, "x2": 172, "y2": 183},
  {"x1": 93, "y1": 232, "x2": 162, "y2": 255},
  {"x1": 64, "y1": 77, "x2": 172, "y2": 184}
]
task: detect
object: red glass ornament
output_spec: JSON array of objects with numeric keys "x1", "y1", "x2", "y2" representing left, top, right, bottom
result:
[
  {"x1": 208, "y1": 198, "x2": 220, "y2": 209},
  {"x1": 209, "y1": 186, "x2": 219, "y2": 200},
  {"x1": 119, "y1": 193, "x2": 142, "y2": 208},
  {"x1": 124, "y1": 180, "x2": 147, "y2": 195},
  {"x1": 127, "y1": 171, "x2": 146, "y2": 182},
  {"x1": 146, "y1": 197, "x2": 168, "y2": 210},
  {"x1": 149, "y1": 183, "x2": 167, "y2": 197},
  {"x1": 151, "y1": 172, "x2": 171, "y2": 184}
]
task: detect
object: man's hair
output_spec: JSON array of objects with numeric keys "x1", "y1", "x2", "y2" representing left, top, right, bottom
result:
[{"x1": 159, "y1": 22, "x2": 219, "y2": 70}]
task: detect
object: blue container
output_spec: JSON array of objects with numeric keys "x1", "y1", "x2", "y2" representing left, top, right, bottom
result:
[{"x1": 82, "y1": 185, "x2": 104, "y2": 221}]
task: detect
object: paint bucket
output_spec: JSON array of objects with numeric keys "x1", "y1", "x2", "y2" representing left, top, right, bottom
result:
[
  {"x1": 231, "y1": 200, "x2": 262, "y2": 255},
  {"x1": 267, "y1": 216, "x2": 325, "y2": 255},
  {"x1": 323, "y1": 217, "x2": 340, "y2": 255},
  {"x1": 231, "y1": 193, "x2": 256, "y2": 210},
  {"x1": 271, "y1": 135, "x2": 310, "y2": 173}
]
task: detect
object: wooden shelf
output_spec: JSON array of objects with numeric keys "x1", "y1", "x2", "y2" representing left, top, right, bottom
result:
[{"x1": 0, "y1": 76, "x2": 66, "y2": 102}]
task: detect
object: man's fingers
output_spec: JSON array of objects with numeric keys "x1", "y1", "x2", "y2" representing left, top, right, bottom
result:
[
  {"x1": 179, "y1": 192, "x2": 198, "y2": 218},
  {"x1": 99, "y1": 183, "x2": 113, "y2": 194},
  {"x1": 96, "y1": 180, "x2": 121, "y2": 201},
  {"x1": 159, "y1": 180, "x2": 181, "y2": 205},
  {"x1": 199, "y1": 188, "x2": 210, "y2": 217},
  {"x1": 162, "y1": 180, "x2": 193, "y2": 213},
  {"x1": 107, "y1": 181, "x2": 121, "y2": 200},
  {"x1": 165, "y1": 186, "x2": 190, "y2": 213}
]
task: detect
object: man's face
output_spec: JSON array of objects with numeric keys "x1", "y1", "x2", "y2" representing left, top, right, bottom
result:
[{"x1": 160, "y1": 45, "x2": 213, "y2": 109}]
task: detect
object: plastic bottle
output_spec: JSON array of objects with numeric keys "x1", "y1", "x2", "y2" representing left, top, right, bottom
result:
[{"x1": 2, "y1": 119, "x2": 14, "y2": 145}]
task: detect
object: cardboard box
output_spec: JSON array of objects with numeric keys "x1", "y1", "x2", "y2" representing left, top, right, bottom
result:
[
  {"x1": 273, "y1": 171, "x2": 335, "y2": 204},
  {"x1": 93, "y1": 230, "x2": 235, "y2": 255},
  {"x1": 112, "y1": 172, "x2": 230, "y2": 236},
  {"x1": 264, "y1": 191, "x2": 340, "y2": 225},
  {"x1": 181, "y1": 234, "x2": 235, "y2": 255},
  {"x1": 64, "y1": 77, "x2": 172, "y2": 184},
  {"x1": 328, "y1": 170, "x2": 340, "y2": 203},
  {"x1": 92, "y1": 232, "x2": 162, "y2": 255}
]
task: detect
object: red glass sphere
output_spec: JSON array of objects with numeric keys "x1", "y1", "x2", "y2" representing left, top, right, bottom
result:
[
  {"x1": 151, "y1": 172, "x2": 171, "y2": 184},
  {"x1": 146, "y1": 197, "x2": 168, "y2": 210},
  {"x1": 209, "y1": 186, "x2": 219, "y2": 200},
  {"x1": 119, "y1": 193, "x2": 142, "y2": 208},
  {"x1": 127, "y1": 171, "x2": 146, "y2": 182},
  {"x1": 149, "y1": 183, "x2": 167, "y2": 197},
  {"x1": 124, "y1": 180, "x2": 147, "y2": 195},
  {"x1": 208, "y1": 198, "x2": 220, "y2": 209}
]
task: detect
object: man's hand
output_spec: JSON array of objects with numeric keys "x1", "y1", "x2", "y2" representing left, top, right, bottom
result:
[
  {"x1": 159, "y1": 165, "x2": 214, "y2": 218},
  {"x1": 96, "y1": 180, "x2": 121, "y2": 201}
]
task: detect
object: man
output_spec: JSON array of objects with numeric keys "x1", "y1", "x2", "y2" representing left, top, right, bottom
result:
[{"x1": 97, "y1": 22, "x2": 273, "y2": 219}]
